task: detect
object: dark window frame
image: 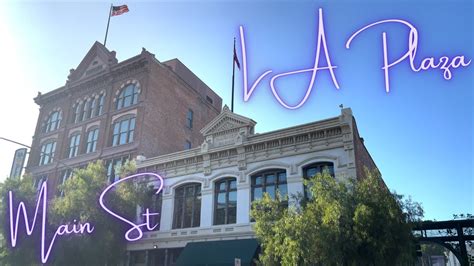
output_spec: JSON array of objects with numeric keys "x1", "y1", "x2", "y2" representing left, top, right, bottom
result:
[
  {"x1": 214, "y1": 178, "x2": 237, "y2": 225},
  {"x1": 39, "y1": 141, "x2": 56, "y2": 166},
  {"x1": 173, "y1": 183, "x2": 201, "y2": 229},
  {"x1": 67, "y1": 133, "x2": 81, "y2": 158},
  {"x1": 85, "y1": 127, "x2": 99, "y2": 153},
  {"x1": 251, "y1": 169, "x2": 288, "y2": 202},
  {"x1": 186, "y1": 109, "x2": 193, "y2": 129},
  {"x1": 96, "y1": 94, "x2": 105, "y2": 116},
  {"x1": 111, "y1": 116, "x2": 136, "y2": 146}
]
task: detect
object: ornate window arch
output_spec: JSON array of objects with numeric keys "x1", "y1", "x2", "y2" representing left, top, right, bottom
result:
[
  {"x1": 115, "y1": 81, "x2": 140, "y2": 110},
  {"x1": 172, "y1": 182, "x2": 201, "y2": 229},
  {"x1": 214, "y1": 177, "x2": 237, "y2": 225},
  {"x1": 42, "y1": 110, "x2": 62, "y2": 133},
  {"x1": 251, "y1": 168, "x2": 287, "y2": 202}
]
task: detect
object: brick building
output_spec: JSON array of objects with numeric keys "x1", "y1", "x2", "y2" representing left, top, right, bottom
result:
[
  {"x1": 128, "y1": 107, "x2": 378, "y2": 266},
  {"x1": 25, "y1": 41, "x2": 222, "y2": 195}
]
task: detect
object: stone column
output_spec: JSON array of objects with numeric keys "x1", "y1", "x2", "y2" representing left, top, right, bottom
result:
[
  {"x1": 237, "y1": 186, "x2": 250, "y2": 224},
  {"x1": 160, "y1": 196, "x2": 173, "y2": 230},
  {"x1": 200, "y1": 189, "x2": 213, "y2": 227}
]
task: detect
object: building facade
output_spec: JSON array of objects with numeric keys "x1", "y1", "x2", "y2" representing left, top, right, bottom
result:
[
  {"x1": 25, "y1": 41, "x2": 222, "y2": 195},
  {"x1": 128, "y1": 107, "x2": 378, "y2": 266}
]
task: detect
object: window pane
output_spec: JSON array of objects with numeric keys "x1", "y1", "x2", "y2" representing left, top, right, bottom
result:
[
  {"x1": 254, "y1": 176, "x2": 262, "y2": 185},
  {"x1": 120, "y1": 120, "x2": 129, "y2": 133},
  {"x1": 215, "y1": 208, "x2": 225, "y2": 225},
  {"x1": 174, "y1": 197, "x2": 183, "y2": 228},
  {"x1": 307, "y1": 167, "x2": 317, "y2": 178},
  {"x1": 193, "y1": 196, "x2": 201, "y2": 227},
  {"x1": 217, "y1": 193, "x2": 226, "y2": 205},
  {"x1": 278, "y1": 184, "x2": 288, "y2": 198},
  {"x1": 228, "y1": 191, "x2": 237, "y2": 202},
  {"x1": 253, "y1": 187, "x2": 262, "y2": 200},
  {"x1": 113, "y1": 123, "x2": 120, "y2": 135},
  {"x1": 184, "y1": 197, "x2": 193, "y2": 228},
  {"x1": 266, "y1": 174, "x2": 276, "y2": 184},
  {"x1": 175, "y1": 187, "x2": 184, "y2": 197},
  {"x1": 119, "y1": 132, "x2": 127, "y2": 145},
  {"x1": 218, "y1": 182, "x2": 226, "y2": 191},
  {"x1": 266, "y1": 185, "x2": 276, "y2": 199},
  {"x1": 124, "y1": 94, "x2": 132, "y2": 107},
  {"x1": 278, "y1": 172, "x2": 287, "y2": 182},
  {"x1": 229, "y1": 180, "x2": 237, "y2": 190},
  {"x1": 227, "y1": 204, "x2": 236, "y2": 224}
]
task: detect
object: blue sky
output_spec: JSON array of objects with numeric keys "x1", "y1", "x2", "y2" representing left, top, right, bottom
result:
[{"x1": 0, "y1": 0, "x2": 472, "y2": 221}]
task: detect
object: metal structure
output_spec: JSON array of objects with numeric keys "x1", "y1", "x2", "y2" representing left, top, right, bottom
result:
[{"x1": 413, "y1": 219, "x2": 474, "y2": 266}]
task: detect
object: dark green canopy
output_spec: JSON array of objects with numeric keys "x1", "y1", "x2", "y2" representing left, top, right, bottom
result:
[{"x1": 175, "y1": 238, "x2": 259, "y2": 266}]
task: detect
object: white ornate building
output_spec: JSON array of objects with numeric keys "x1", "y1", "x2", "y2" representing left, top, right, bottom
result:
[{"x1": 127, "y1": 107, "x2": 378, "y2": 266}]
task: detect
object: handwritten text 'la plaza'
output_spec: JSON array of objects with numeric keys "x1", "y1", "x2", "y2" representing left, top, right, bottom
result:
[{"x1": 239, "y1": 8, "x2": 471, "y2": 109}]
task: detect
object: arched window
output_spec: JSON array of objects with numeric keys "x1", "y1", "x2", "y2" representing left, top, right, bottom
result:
[
  {"x1": 85, "y1": 127, "x2": 99, "y2": 153},
  {"x1": 43, "y1": 111, "x2": 61, "y2": 133},
  {"x1": 116, "y1": 84, "x2": 139, "y2": 110},
  {"x1": 251, "y1": 169, "x2": 287, "y2": 202},
  {"x1": 173, "y1": 183, "x2": 201, "y2": 229},
  {"x1": 67, "y1": 133, "x2": 81, "y2": 158},
  {"x1": 89, "y1": 97, "x2": 97, "y2": 119},
  {"x1": 303, "y1": 162, "x2": 334, "y2": 199},
  {"x1": 39, "y1": 141, "x2": 56, "y2": 165},
  {"x1": 73, "y1": 103, "x2": 82, "y2": 123},
  {"x1": 82, "y1": 99, "x2": 91, "y2": 121},
  {"x1": 112, "y1": 116, "x2": 136, "y2": 146},
  {"x1": 214, "y1": 178, "x2": 237, "y2": 225},
  {"x1": 96, "y1": 93, "x2": 105, "y2": 116}
]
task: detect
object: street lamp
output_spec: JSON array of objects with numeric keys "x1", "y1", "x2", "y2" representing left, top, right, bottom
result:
[
  {"x1": 0, "y1": 137, "x2": 31, "y2": 178},
  {"x1": 0, "y1": 136, "x2": 75, "y2": 178},
  {"x1": 0, "y1": 137, "x2": 31, "y2": 149}
]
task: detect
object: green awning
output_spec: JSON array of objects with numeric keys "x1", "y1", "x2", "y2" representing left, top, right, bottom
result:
[{"x1": 175, "y1": 238, "x2": 259, "y2": 266}]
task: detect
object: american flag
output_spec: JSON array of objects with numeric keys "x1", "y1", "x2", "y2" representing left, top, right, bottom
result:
[
  {"x1": 111, "y1": 5, "x2": 129, "y2": 16},
  {"x1": 233, "y1": 45, "x2": 240, "y2": 70}
]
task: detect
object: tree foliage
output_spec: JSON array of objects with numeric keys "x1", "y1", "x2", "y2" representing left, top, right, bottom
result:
[
  {"x1": 0, "y1": 160, "x2": 154, "y2": 265},
  {"x1": 0, "y1": 175, "x2": 39, "y2": 265},
  {"x1": 251, "y1": 169, "x2": 424, "y2": 266}
]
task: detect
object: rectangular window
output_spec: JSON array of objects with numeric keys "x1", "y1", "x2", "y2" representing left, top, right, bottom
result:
[
  {"x1": 96, "y1": 94, "x2": 105, "y2": 116},
  {"x1": 82, "y1": 100, "x2": 91, "y2": 121},
  {"x1": 74, "y1": 104, "x2": 82, "y2": 123},
  {"x1": 251, "y1": 170, "x2": 288, "y2": 202},
  {"x1": 105, "y1": 155, "x2": 130, "y2": 183},
  {"x1": 39, "y1": 142, "x2": 56, "y2": 166},
  {"x1": 58, "y1": 169, "x2": 73, "y2": 197},
  {"x1": 33, "y1": 175, "x2": 47, "y2": 192},
  {"x1": 86, "y1": 128, "x2": 99, "y2": 153},
  {"x1": 68, "y1": 134, "x2": 81, "y2": 158},
  {"x1": 214, "y1": 178, "x2": 237, "y2": 225},
  {"x1": 112, "y1": 117, "x2": 135, "y2": 146},
  {"x1": 185, "y1": 140, "x2": 192, "y2": 150},
  {"x1": 186, "y1": 109, "x2": 193, "y2": 129},
  {"x1": 173, "y1": 183, "x2": 201, "y2": 229},
  {"x1": 89, "y1": 98, "x2": 97, "y2": 118}
]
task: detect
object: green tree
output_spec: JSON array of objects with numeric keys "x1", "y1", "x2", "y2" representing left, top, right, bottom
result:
[
  {"x1": 0, "y1": 160, "x2": 155, "y2": 265},
  {"x1": 49, "y1": 160, "x2": 154, "y2": 265},
  {"x1": 0, "y1": 175, "x2": 40, "y2": 265},
  {"x1": 251, "y1": 169, "x2": 423, "y2": 266}
]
